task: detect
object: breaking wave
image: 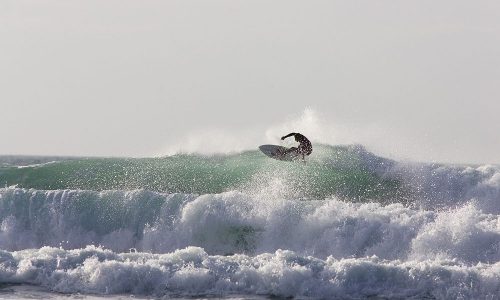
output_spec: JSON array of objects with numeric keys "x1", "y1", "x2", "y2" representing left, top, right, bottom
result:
[{"x1": 0, "y1": 145, "x2": 499, "y2": 298}]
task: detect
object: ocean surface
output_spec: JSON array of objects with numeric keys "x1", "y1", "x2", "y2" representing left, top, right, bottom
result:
[{"x1": 0, "y1": 144, "x2": 499, "y2": 299}]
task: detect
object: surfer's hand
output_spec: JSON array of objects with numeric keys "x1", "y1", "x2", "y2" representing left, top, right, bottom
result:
[{"x1": 281, "y1": 136, "x2": 285, "y2": 140}]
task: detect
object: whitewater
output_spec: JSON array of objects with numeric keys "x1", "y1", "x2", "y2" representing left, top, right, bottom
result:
[{"x1": 0, "y1": 145, "x2": 499, "y2": 299}]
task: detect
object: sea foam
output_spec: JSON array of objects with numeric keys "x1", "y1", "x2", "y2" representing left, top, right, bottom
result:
[
  {"x1": 0, "y1": 246, "x2": 498, "y2": 298},
  {"x1": 0, "y1": 188, "x2": 498, "y2": 265}
]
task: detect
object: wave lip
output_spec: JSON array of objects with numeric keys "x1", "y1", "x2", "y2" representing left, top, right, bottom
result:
[{"x1": 0, "y1": 246, "x2": 499, "y2": 298}]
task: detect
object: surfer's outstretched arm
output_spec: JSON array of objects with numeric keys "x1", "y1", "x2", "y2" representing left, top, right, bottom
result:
[{"x1": 281, "y1": 133, "x2": 296, "y2": 140}]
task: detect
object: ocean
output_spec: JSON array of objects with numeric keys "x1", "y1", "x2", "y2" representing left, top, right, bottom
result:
[{"x1": 0, "y1": 144, "x2": 498, "y2": 299}]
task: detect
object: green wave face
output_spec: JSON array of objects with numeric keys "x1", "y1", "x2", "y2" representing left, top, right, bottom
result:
[{"x1": 0, "y1": 145, "x2": 407, "y2": 201}]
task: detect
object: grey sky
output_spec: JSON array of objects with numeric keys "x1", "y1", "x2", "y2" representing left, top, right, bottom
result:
[{"x1": 1, "y1": 1, "x2": 499, "y2": 164}]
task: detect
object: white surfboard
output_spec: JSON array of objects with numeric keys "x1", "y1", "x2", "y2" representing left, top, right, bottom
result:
[{"x1": 259, "y1": 145, "x2": 301, "y2": 161}]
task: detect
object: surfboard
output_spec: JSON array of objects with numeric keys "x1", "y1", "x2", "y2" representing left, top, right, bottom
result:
[{"x1": 259, "y1": 144, "x2": 301, "y2": 161}]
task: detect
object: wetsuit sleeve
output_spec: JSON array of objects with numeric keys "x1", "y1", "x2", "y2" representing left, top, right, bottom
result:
[{"x1": 281, "y1": 133, "x2": 296, "y2": 140}]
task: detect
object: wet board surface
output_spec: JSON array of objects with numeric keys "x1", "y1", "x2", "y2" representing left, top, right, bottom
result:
[{"x1": 259, "y1": 144, "x2": 300, "y2": 161}]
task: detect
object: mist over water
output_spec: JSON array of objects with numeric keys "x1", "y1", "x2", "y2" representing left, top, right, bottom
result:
[
  {"x1": 158, "y1": 108, "x2": 493, "y2": 165},
  {"x1": 159, "y1": 109, "x2": 388, "y2": 159}
]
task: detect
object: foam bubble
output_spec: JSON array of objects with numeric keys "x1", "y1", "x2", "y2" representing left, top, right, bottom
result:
[
  {"x1": 1, "y1": 188, "x2": 498, "y2": 266},
  {"x1": 410, "y1": 203, "x2": 500, "y2": 263},
  {"x1": 0, "y1": 246, "x2": 498, "y2": 298}
]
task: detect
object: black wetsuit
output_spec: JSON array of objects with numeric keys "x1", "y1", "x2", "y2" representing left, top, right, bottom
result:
[{"x1": 281, "y1": 133, "x2": 312, "y2": 156}]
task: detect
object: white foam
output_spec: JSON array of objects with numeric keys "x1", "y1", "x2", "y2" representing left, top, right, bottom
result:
[
  {"x1": 388, "y1": 162, "x2": 500, "y2": 214},
  {"x1": 16, "y1": 161, "x2": 57, "y2": 169},
  {"x1": 1, "y1": 188, "x2": 499, "y2": 266},
  {"x1": 0, "y1": 246, "x2": 498, "y2": 298},
  {"x1": 410, "y1": 203, "x2": 500, "y2": 263},
  {"x1": 1, "y1": 185, "x2": 499, "y2": 298}
]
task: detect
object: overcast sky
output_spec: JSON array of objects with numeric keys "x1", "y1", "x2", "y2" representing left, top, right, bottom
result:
[{"x1": 1, "y1": 0, "x2": 499, "y2": 164}]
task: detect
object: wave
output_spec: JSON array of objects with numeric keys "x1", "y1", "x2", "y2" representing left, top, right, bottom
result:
[
  {"x1": 0, "y1": 245, "x2": 499, "y2": 298},
  {"x1": 1, "y1": 145, "x2": 499, "y2": 298},
  {"x1": 0, "y1": 145, "x2": 404, "y2": 200},
  {"x1": 0, "y1": 188, "x2": 498, "y2": 265},
  {"x1": 1, "y1": 144, "x2": 499, "y2": 210}
]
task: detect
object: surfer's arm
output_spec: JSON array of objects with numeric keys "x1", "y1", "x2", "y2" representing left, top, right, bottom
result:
[{"x1": 281, "y1": 133, "x2": 296, "y2": 140}]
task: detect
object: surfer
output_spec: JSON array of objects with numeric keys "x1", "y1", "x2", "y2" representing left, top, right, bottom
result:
[{"x1": 281, "y1": 132, "x2": 312, "y2": 159}]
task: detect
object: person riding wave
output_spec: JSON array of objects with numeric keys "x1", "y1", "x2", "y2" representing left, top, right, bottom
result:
[{"x1": 280, "y1": 132, "x2": 312, "y2": 160}]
